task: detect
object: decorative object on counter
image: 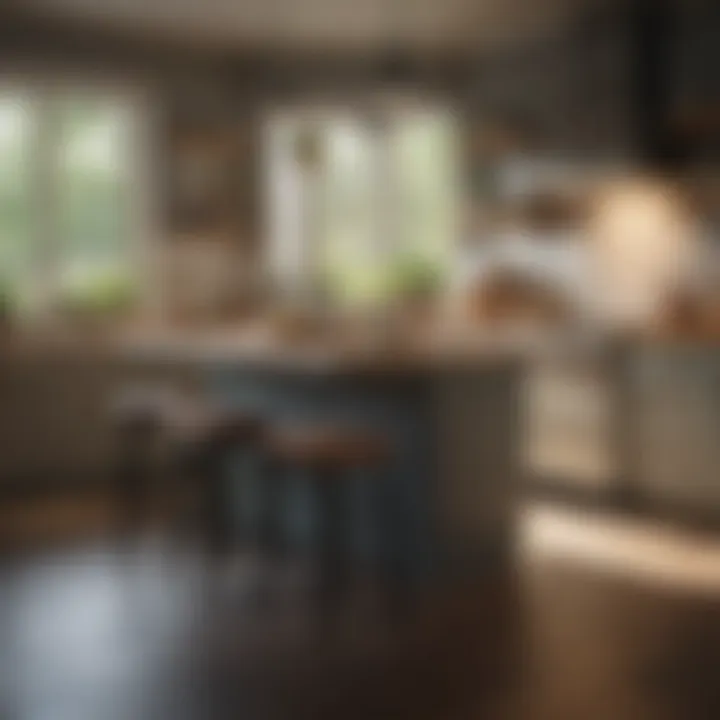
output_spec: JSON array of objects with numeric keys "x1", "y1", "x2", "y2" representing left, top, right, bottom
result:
[
  {"x1": 653, "y1": 288, "x2": 706, "y2": 340},
  {"x1": 517, "y1": 191, "x2": 590, "y2": 233},
  {"x1": 468, "y1": 269, "x2": 571, "y2": 327},
  {"x1": 268, "y1": 304, "x2": 329, "y2": 345},
  {"x1": 651, "y1": 286, "x2": 720, "y2": 342}
]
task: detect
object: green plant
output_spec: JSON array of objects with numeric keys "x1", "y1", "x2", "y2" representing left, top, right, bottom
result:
[
  {"x1": 386, "y1": 254, "x2": 445, "y2": 301},
  {"x1": 58, "y1": 268, "x2": 137, "y2": 319},
  {"x1": 0, "y1": 282, "x2": 15, "y2": 321}
]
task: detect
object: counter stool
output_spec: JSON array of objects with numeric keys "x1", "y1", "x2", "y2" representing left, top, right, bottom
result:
[
  {"x1": 112, "y1": 386, "x2": 263, "y2": 552},
  {"x1": 170, "y1": 407, "x2": 264, "y2": 553},
  {"x1": 265, "y1": 424, "x2": 392, "y2": 615},
  {"x1": 111, "y1": 391, "x2": 165, "y2": 534}
]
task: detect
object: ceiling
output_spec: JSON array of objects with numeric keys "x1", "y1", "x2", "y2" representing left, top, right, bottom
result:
[{"x1": 16, "y1": 0, "x2": 603, "y2": 53}]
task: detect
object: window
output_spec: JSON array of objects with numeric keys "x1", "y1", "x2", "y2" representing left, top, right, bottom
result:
[
  {"x1": 266, "y1": 104, "x2": 460, "y2": 307},
  {"x1": 0, "y1": 95, "x2": 34, "y2": 308},
  {"x1": 0, "y1": 86, "x2": 144, "y2": 317}
]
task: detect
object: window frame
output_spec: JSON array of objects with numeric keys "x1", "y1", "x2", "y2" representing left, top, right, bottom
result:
[
  {"x1": 264, "y1": 96, "x2": 464, "y2": 304},
  {"x1": 0, "y1": 72, "x2": 157, "y2": 320}
]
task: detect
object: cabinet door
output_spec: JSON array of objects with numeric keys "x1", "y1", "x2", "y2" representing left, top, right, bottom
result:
[
  {"x1": 525, "y1": 362, "x2": 614, "y2": 488},
  {"x1": 635, "y1": 347, "x2": 720, "y2": 508}
]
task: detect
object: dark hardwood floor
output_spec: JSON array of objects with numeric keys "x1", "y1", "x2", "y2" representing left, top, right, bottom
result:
[{"x1": 0, "y1": 498, "x2": 719, "y2": 720}]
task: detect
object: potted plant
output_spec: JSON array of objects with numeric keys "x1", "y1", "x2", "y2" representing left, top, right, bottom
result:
[
  {"x1": 387, "y1": 254, "x2": 444, "y2": 314},
  {"x1": 57, "y1": 268, "x2": 137, "y2": 335},
  {"x1": 372, "y1": 254, "x2": 446, "y2": 344}
]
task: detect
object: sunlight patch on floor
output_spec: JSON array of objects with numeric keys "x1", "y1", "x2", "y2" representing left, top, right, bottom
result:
[{"x1": 521, "y1": 503, "x2": 720, "y2": 595}]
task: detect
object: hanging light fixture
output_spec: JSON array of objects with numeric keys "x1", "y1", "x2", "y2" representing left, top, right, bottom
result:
[{"x1": 293, "y1": 123, "x2": 323, "y2": 172}]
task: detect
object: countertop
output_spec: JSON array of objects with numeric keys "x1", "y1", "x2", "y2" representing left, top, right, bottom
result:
[
  {"x1": 0, "y1": 320, "x2": 568, "y2": 374},
  {"x1": 112, "y1": 323, "x2": 542, "y2": 375}
]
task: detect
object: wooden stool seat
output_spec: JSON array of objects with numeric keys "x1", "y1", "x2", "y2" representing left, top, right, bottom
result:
[
  {"x1": 267, "y1": 426, "x2": 389, "y2": 470},
  {"x1": 164, "y1": 403, "x2": 263, "y2": 452}
]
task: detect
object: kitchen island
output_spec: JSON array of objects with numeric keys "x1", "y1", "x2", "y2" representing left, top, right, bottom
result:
[{"x1": 121, "y1": 328, "x2": 527, "y2": 582}]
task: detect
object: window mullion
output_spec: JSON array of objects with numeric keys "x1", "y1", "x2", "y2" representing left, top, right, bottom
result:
[
  {"x1": 369, "y1": 115, "x2": 396, "y2": 269},
  {"x1": 31, "y1": 90, "x2": 61, "y2": 318}
]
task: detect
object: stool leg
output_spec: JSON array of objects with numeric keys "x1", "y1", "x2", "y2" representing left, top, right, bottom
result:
[
  {"x1": 115, "y1": 432, "x2": 153, "y2": 536},
  {"x1": 376, "y1": 477, "x2": 411, "y2": 618},
  {"x1": 312, "y1": 470, "x2": 349, "y2": 618},
  {"x1": 169, "y1": 442, "x2": 201, "y2": 540},
  {"x1": 257, "y1": 457, "x2": 286, "y2": 559},
  {"x1": 248, "y1": 457, "x2": 287, "y2": 609},
  {"x1": 234, "y1": 447, "x2": 256, "y2": 548},
  {"x1": 203, "y1": 449, "x2": 235, "y2": 555}
]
